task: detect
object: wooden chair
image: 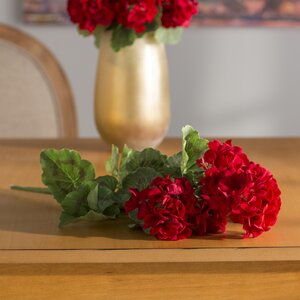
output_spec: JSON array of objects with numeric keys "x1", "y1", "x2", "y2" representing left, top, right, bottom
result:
[{"x1": 0, "y1": 23, "x2": 77, "y2": 138}]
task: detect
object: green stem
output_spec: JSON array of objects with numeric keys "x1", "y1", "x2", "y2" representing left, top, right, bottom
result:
[{"x1": 10, "y1": 186, "x2": 51, "y2": 195}]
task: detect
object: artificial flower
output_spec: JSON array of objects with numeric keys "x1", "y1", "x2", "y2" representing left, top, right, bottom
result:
[
  {"x1": 125, "y1": 176, "x2": 200, "y2": 241},
  {"x1": 198, "y1": 140, "x2": 281, "y2": 238}
]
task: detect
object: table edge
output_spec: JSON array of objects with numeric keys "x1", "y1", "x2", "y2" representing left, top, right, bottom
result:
[{"x1": 1, "y1": 248, "x2": 300, "y2": 264}]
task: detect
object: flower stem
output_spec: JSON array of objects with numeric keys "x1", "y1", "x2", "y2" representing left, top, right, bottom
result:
[{"x1": 10, "y1": 186, "x2": 51, "y2": 194}]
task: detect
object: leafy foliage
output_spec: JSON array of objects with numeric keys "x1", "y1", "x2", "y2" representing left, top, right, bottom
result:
[
  {"x1": 93, "y1": 25, "x2": 105, "y2": 48},
  {"x1": 111, "y1": 26, "x2": 137, "y2": 52},
  {"x1": 180, "y1": 126, "x2": 208, "y2": 188},
  {"x1": 154, "y1": 27, "x2": 183, "y2": 45},
  {"x1": 40, "y1": 149, "x2": 95, "y2": 203},
  {"x1": 89, "y1": 175, "x2": 120, "y2": 217},
  {"x1": 119, "y1": 144, "x2": 134, "y2": 182},
  {"x1": 164, "y1": 152, "x2": 182, "y2": 177},
  {"x1": 68, "y1": 0, "x2": 199, "y2": 51},
  {"x1": 60, "y1": 182, "x2": 94, "y2": 217},
  {"x1": 60, "y1": 210, "x2": 109, "y2": 227},
  {"x1": 105, "y1": 145, "x2": 119, "y2": 178},
  {"x1": 12, "y1": 125, "x2": 210, "y2": 228},
  {"x1": 181, "y1": 125, "x2": 208, "y2": 175},
  {"x1": 124, "y1": 148, "x2": 167, "y2": 173},
  {"x1": 122, "y1": 167, "x2": 161, "y2": 191}
]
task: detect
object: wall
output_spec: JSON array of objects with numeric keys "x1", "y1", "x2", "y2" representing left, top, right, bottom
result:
[{"x1": 1, "y1": 0, "x2": 300, "y2": 137}]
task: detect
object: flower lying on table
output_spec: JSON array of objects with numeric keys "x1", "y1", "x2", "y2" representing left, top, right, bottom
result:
[{"x1": 11, "y1": 126, "x2": 281, "y2": 241}]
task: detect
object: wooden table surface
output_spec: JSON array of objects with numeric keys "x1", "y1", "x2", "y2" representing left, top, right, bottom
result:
[{"x1": 0, "y1": 138, "x2": 300, "y2": 299}]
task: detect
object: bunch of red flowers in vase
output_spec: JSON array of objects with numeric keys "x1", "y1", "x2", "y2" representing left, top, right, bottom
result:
[{"x1": 67, "y1": 0, "x2": 199, "y2": 50}]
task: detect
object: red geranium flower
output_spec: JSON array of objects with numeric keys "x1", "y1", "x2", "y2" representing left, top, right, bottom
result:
[
  {"x1": 198, "y1": 140, "x2": 281, "y2": 238},
  {"x1": 197, "y1": 140, "x2": 250, "y2": 233},
  {"x1": 68, "y1": 0, "x2": 115, "y2": 32},
  {"x1": 116, "y1": 0, "x2": 158, "y2": 33},
  {"x1": 68, "y1": 0, "x2": 199, "y2": 34},
  {"x1": 160, "y1": 0, "x2": 199, "y2": 28},
  {"x1": 125, "y1": 175, "x2": 203, "y2": 241},
  {"x1": 229, "y1": 163, "x2": 281, "y2": 238}
]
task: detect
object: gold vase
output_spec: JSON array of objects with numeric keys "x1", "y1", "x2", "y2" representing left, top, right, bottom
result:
[{"x1": 94, "y1": 32, "x2": 170, "y2": 150}]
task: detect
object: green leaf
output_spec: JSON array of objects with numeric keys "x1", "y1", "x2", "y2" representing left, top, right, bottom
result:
[
  {"x1": 184, "y1": 170, "x2": 205, "y2": 191},
  {"x1": 111, "y1": 26, "x2": 137, "y2": 52},
  {"x1": 40, "y1": 149, "x2": 95, "y2": 203},
  {"x1": 93, "y1": 25, "x2": 105, "y2": 48},
  {"x1": 59, "y1": 212, "x2": 77, "y2": 227},
  {"x1": 97, "y1": 186, "x2": 117, "y2": 213},
  {"x1": 167, "y1": 152, "x2": 182, "y2": 167},
  {"x1": 59, "y1": 210, "x2": 109, "y2": 227},
  {"x1": 145, "y1": 16, "x2": 161, "y2": 32},
  {"x1": 154, "y1": 27, "x2": 183, "y2": 45},
  {"x1": 144, "y1": 11, "x2": 162, "y2": 33},
  {"x1": 119, "y1": 145, "x2": 134, "y2": 182},
  {"x1": 78, "y1": 27, "x2": 90, "y2": 37},
  {"x1": 59, "y1": 176, "x2": 120, "y2": 227},
  {"x1": 10, "y1": 186, "x2": 51, "y2": 194},
  {"x1": 60, "y1": 182, "x2": 95, "y2": 217},
  {"x1": 88, "y1": 176, "x2": 120, "y2": 218},
  {"x1": 127, "y1": 208, "x2": 148, "y2": 234},
  {"x1": 128, "y1": 208, "x2": 143, "y2": 227},
  {"x1": 112, "y1": 190, "x2": 131, "y2": 208},
  {"x1": 80, "y1": 210, "x2": 110, "y2": 222},
  {"x1": 87, "y1": 184, "x2": 98, "y2": 211},
  {"x1": 122, "y1": 167, "x2": 161, "y2": 191},
  {"x1": 105, "y1": 145, "x2": 119, "y2": 178},
  {"x1": 125, "y1": 148, "x2": 167, "y2": 174},
  {"x1": 181, "y1": 126, "x2": 208, "y2": 175},
  {"x1": 163, "y1": 152, "x2": 182, "y2": 177},
  {"x1": 102, "y1": 205, "x2": 120, "y2": 218},
  {"x1": 96, "y1": 175, "x2": 118, "y2": 191}
]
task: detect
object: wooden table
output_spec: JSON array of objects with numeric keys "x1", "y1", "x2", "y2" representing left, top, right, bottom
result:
[{"x1": 0, "y1": 138, "x2": 300, "y2": 299}]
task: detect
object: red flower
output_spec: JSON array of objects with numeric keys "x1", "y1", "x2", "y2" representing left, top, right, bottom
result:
[
  {"x1": 229, "y1": 163, "x2": 281, "y2": 238},
  {"x1": 198, "y1": 140, "x2": 281, "y2": 238},
  {"x1": 68, "y1": 0, "x2": 199, "y2": 35},
  {"x1": 198, "y1": 140, "x2": 250, "y2": 172},
  {"x1": 160, "y1": 0, "x2": 199, "y2": 28},
  {"x1": 116, "y1": 0, "x2": 158, "y2": 33},
  {"x1": 125, "y1": 176, "x2": 202, "y2": 241},
  {"x1": 67, "y1": 0, "x2": 115, "y2": 32},
  {"x1": 197, "y1": 140, "x2": 250, "y2": 233}
]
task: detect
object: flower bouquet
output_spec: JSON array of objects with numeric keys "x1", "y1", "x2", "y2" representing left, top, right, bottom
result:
[
  {"x1": 68, "y1": 0, "x2": 199, "y2": 51},
  {"x1": 67, "y1": 0, "x2": 200, "y2": 150},
  {"x1": 12, "y1": 126, "x2": 281, "y2": 241}
]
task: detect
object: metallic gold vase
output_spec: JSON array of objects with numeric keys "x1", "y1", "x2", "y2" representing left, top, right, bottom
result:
[{"x1": 94, "y1": 32, "x2": 170, "y2": 150}]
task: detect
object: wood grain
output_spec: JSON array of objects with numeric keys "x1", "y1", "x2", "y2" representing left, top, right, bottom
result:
[
  {"x1": 0, "y1": 23, "x2": 78, "y2": 137},
  {"x1": 0, "y1": 263, "x2": 299, "y2": 300},
  {"x1": 0, "y1": 138, "x2": 300, "y2": 299}
]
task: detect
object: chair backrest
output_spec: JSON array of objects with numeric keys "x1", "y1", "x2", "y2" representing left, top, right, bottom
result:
[{"x1": 0, "y1": 23, "x2": 77, "y2": 138}]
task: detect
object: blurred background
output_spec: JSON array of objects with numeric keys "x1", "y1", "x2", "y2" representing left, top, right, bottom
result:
[{"x1": 1, "y1": 0, "x2": 300, "y2": 138}]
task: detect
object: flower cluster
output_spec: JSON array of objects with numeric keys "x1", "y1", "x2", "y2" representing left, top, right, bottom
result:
[
  {"x1": 67, "y1": 0, "x2": 114, "y2": 33},
  {"x1": 125, "y1": 140, "x2": 281, "y2": 241},
  {"x1": 198, "y1": 140, "x2": 281, "y2": 238},
  {"x1": 125, "y1": 176, "x2": 203, "y2": 240},
  {"x1": 160, "y1": 0, "x2": 199, "y2": 28},
  {"x1": 68, "y1": 0, "x2": 198, "y2": 33},
  {"x1": 16, "y1": 125, "x2": 281, "y2": 242},
  {"x1": 67, "y1": 0, "x2": 199, "y2": 50}
]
